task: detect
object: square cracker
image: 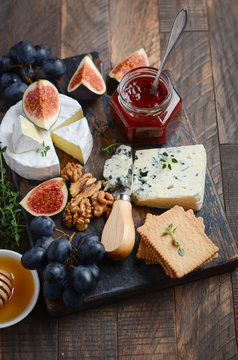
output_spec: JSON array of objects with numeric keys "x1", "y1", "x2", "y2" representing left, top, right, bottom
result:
[{"x1": 137, "y1": 206, "x2": 219, "y2": 278}]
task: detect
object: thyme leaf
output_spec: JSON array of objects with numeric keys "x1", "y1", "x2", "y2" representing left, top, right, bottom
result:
[
  {"x1": 0, "y1": 143, "x2": 25, "y2": 250},
  {"x1": 101, "y1": 139, "x2": 122, "y2": 154},
  {"x1": 160, "y1": 155, "x2": 178, "y2": 170},
  {"x1": 162, "y1": 223, "x2": 184, "y2": 256},
  {"x1": 36, "y1": 141, "x2": 50, "y2": 157}
]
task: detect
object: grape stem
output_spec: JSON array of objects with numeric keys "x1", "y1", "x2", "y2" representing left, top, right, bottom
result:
[
  {"x1": 54, "y1": 228, "x2": 71, "y2": 239},
  {"x1": 69, "y1": 232, "x2": 75, "y2": 243},
  {"x1": 8, "y1": 63, "x2": 34, "y2": 84},
  {"x1": 21, "y1": 64, "x2": 34, "y2": 84}
]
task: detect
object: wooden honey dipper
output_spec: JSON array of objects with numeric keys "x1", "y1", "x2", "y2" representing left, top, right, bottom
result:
[{"x1": 0, "y1": 269, "x2": 13, "y2": 308}]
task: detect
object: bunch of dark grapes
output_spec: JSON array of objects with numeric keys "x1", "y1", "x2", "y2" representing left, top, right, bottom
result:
[
  {"x1": 21, "y1": 216, "x2": 105, "y2": 309},
  {"x1": 0, "y1": 40, "x2": 66, "y2": 105}
]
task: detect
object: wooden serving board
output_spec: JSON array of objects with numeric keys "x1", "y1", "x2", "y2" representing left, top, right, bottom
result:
[{"x1": 7, "y1": 54, "x2": 238, "y2": 316}]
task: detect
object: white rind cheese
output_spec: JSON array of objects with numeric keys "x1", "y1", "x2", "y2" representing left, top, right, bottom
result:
[
  {"x1": 50, "y1": 95, "x2": 83, "y2": 131},
  {"x1": 0, "y1": 128, "x2": 59, "y2": 180},
  {"x1": 0, "y1": 94, "x2": 84, "y2": 181},
  {"x1": 51, "y1": 117, "x2": 93, "y2": 164},
  {"x1": 132, "y1": 144, "x2": 206, "y2": 211},
  {"x1": 103, "y1": 145, "x2": 133, "y2": 191},
  {"x1": 12, "y1": 115, "x2": 45, "y2": 154}
]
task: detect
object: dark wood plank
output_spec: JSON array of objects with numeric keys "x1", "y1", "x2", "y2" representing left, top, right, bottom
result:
[
  {"x1": 221, "y1": 144, "x2": 238, "y2": 237},
  {"x1": 117, "y1": 290, "x2": 177, "y2": 359},
  {"x1": 0, "y1": 0, "x2": 12, "y2": 53},
  {"x1": 0, "y1": 0, "x2": 61, "y2": 57},
  {"x1": 109, "y1": 0, "x2": 161, "y2": 70},
  {"x1": 10, "y1": 0, "x2": 61, "y2": 58},
  {"x1": 207, "y1": 0, "x2": 238, "y2": 144},
  {"x1": 58, "y1": 305, "x2": 118, "y2": 359},
  {"x1": 220, "y1": 144, "x2": 238, "y2": 342},
  {"x1": 61, "y1": 0, "x2": 110, "y2": 74},
  {"x1": 175, "y1": 273, "x2": 237, "y2": 359},
  {"x1": 160, "y1": 0, "x2": 208, "y2": 31},
  {"x1": 1, "y1": 296, "x2": 58, "y2": 360}
]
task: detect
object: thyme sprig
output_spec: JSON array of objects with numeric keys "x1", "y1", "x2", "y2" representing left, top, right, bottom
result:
[
  {"x1": 0, "y1": 144, "x2": 25, "y2": 250},
  {"x1": 36, "y1": 141, "x2": 50, "y2": 157},
  {"x1": 162, "y1": 223, "x2": 184, "y2": 256},
  {"x1": 160, "y1": 154, "x2": 178, "y2": 170},
  {"x1": 101, "y1": 139, "x2": 122, "y2": 154}
]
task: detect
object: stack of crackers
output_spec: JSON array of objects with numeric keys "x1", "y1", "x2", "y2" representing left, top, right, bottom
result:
[{"x1": 136, "y1": 205, "x2": 219, "y2": 278}]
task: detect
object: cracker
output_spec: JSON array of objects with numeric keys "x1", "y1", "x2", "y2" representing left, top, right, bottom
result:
[{"x1": 136, "y1": 206, "x2": 219, "y2": 278}]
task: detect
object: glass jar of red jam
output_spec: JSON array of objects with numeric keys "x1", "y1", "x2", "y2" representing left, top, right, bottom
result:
[{"x1": 110, "y1": 67, "x2": 182, "y2": 145}]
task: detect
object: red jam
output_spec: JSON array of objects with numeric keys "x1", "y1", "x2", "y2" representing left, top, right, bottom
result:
[
  {"x1": 122, "y1": 77, "x2": 168, "y2": 108},
  {"x1": 110, "y1": 67, "x2": 182, "y2": 145}
]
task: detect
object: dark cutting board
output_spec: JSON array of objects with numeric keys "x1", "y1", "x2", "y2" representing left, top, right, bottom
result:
[{"x1": 6, "y1": 53, "x2": 238, "y2": 316}]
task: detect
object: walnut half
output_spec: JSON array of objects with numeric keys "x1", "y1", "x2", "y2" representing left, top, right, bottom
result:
[
  {"x1": 91, "y1": 190, "x2": 114, "y2": 217},
  {"x1": 69, "y1": 173, "x2": 96, "y2": 198},
  {"x1": 61, "y1": 162, "x2": 83, "y2": 183},
  {"x1": 61, "y1": 162, "x2": 115, "y2": 231},
  {"x1": 63, "y1": 198, "x2": 93, "y2": 231}
]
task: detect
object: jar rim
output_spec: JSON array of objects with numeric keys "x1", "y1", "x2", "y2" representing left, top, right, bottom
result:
[{"x1": 118, "y1": 66, "x2": 173, "y2": 114}]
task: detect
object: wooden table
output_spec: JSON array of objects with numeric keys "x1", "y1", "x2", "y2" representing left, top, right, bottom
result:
[{"x1": 0, "y1": 1, "x2": 238, "y2": 359}]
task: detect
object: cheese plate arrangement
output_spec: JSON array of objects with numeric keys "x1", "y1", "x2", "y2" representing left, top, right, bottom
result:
[{"x1": 1, "y1": 51, "x2": 238, "y2": 316}]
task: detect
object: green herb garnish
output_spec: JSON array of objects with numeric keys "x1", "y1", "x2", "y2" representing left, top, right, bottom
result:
[
  {"x1": 0, "y1": 144, "x2": 25, "y2": 250},
  {"x1": 162, "y1": 223, "x2": 184, "y2": 256},
  {"x1": 101, "y1": 139, "x2": 122, "y2": 154},
  {"x1": 36, "y1": 141, "x2": 50, "y2": 157},
  {"x1": 160, "y1": 155, "x2": 178, "y2": 170}
]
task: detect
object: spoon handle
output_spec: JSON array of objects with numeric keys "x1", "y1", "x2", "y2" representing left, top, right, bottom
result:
[{"x1": 151, "y1": 7, "x2": 188, "y2": 96}]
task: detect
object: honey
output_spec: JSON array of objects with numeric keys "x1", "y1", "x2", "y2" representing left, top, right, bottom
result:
[{"x1": 0, "y1": 255, "x2": 35, "y2": 324}]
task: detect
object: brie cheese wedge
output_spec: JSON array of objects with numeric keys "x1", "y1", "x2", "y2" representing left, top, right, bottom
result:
[
  {"x1": 12, "y1": 115, "x2": 46, "y2": 154},
  {"x1": 51, "y1": 117, "x2": 93, "y2": 164},
  {"x1": 0, "y1": 94, "x2": 93, "y2": 180},
  {"x1": 0, "y1": 128, "x2": 59, "y2": 181},
  {"x1": 50, "y1": 95, "x2": 83, "y2": 132}
]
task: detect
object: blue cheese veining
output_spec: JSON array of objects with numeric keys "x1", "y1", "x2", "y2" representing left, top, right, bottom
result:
[
  {"x1": 103, "y1": 145, "x2": 133, "y2": 191},
  {"x1": 131, "y1": 144, "x2": 206, "y2": 211}
]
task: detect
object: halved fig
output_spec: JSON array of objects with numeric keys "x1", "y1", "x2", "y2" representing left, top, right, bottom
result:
[
  {"x1": 109, "y1": 48, "x2": 149, "y2": 82},
  {"x1": 67, "y1": 55, "x2": 106, "y2": 101},
  {"x1": 20, "y1": 177, "x2": 68, "y2": 216},
  {"x1": 23, "y1": 79, "x2": 60, "y2": 130}
]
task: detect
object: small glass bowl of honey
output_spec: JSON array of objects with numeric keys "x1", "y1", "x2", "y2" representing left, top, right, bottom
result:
[{"x1": 0, "y1": 249, "x2": 40, "y2": 328}]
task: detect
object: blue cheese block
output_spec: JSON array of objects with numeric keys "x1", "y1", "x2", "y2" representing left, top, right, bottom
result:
[
  {"x1": 132, "y1": 144, "x2": 207, "y2": 211},
  {"x1": 103, "y1": 145, "x2": 133, "y2": 191}
]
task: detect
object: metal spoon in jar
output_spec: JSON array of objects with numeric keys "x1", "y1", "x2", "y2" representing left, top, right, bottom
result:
[{"x1": 150, "y1": 7, "x2": 188, "y2": 96}]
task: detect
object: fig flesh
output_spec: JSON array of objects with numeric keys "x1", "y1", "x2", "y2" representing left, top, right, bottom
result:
[
  {"x1": 109, "y1": 48, "x2": 149, "y2": 82},
  {"x1": 67, "y1": 55, "x2": 106, "y2": 101},
  {"x1": 20, "y1": 177, "x2": 68, "y2": 216},
  {"x1": 22, "y1": 79, "x2": 60, "y2": 130}
]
